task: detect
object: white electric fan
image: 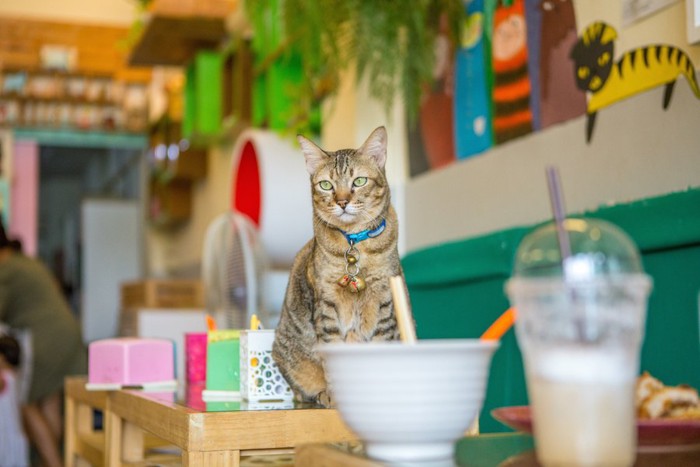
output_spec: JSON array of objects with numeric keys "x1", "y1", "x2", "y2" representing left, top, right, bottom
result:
[{"x1": 201, "y1": 211, "x2": 271, "y2": 329}]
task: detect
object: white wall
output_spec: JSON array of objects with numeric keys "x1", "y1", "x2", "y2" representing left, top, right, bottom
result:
[
  {"x1": 146, "y1": 141, "x2": 233, "y2": 276},
  {"x1": 405, "y1": 83, "x2": 700, "y2": 251},
  {"x1": 404, "y1": 0, "x2": 700, "y2": 251}
]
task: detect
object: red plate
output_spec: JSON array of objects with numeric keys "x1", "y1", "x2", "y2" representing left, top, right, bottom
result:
[
  {"x1": 491, "y1": 406, "x2": 533, "y2": 434},
  {"x1": 491, "y1": 406, "x2": 700, "y2": 447}
]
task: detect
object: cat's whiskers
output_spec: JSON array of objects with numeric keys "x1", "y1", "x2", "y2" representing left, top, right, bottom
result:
[
  {"x1": 312, "y1": 213, "x2": 333, "y2": 233},
  {"x1": 356, "y1": 209, "x2": 379, "y2": 231},
  {"x1": 344, "y1": 203, "x2": 362, "y2": 216}
]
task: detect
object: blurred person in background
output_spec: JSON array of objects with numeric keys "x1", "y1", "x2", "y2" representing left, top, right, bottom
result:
[
  {"x1": 0, "y1": 332, "x2": 30, "y2": 466},
  {"x1": 9, "y1": 237, "x2": 22, "y2": 253},
  {"x1": 0, "y1": 218, "x2": 86, "y2": 467}
]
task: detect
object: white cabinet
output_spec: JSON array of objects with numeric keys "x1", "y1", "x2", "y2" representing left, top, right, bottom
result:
[{"x1": 81, "y1": 199, "x2": 142, "y2": 343}]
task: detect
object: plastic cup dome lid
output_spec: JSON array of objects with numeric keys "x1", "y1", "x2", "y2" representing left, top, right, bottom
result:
[{"x1": 513, "y1": 218, "x2": 644, "y2": 279}]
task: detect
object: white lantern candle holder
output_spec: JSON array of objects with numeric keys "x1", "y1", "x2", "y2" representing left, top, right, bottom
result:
[{"x1": 240, "y1": 330, "x2": 293, "y2": 401}]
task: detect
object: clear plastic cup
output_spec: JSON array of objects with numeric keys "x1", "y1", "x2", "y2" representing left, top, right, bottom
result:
[{"x1": 506, "y1": 218, "x2": 652, "y2": 467}]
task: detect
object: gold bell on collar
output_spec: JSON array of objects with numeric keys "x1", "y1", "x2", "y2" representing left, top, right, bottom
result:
[{"x1": 349, "y1": 276, "x2": 366, "y2": 292}]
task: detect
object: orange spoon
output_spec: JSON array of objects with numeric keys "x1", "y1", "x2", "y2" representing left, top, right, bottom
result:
[{"x1": 481, "y1": 307, "x2": 516, "y2": 341}]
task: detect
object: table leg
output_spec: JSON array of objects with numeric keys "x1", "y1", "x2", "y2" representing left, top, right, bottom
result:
[
  {"x1": 121, "y1": 421, "x2": 145, "y2": 463},
  {"x1": 63, "y1": 400, "x2": 97, "y2": 466},
  {"x1": 75, "y1": 404, "x2": 94, "y2": 436},
  {"x1": 104, "y1": 412, "x2": 145, "y2": 466},
  {"x1": 183, "y1": 450, "x2": 241, "y2": 467},
  {"x1": 104, "y1": 409, "x2": 121, "y2": 467},
  {"x1": 64, "y1": 395, "x2": 76, "y2": 467}
]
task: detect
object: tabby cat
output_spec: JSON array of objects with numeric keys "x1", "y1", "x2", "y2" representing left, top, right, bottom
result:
[{"x1": 272, "y1": 126, "x2": 402, "y2": 407}]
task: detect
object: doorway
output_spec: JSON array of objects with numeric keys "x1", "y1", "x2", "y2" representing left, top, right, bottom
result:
[{"x1": 38, "y1": 144, "x2": 145, "y2": 313}]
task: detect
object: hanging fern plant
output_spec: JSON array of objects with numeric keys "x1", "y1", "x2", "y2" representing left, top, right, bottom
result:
[{"x1": 245, "y1": 0, "x2": 465, "y2": 133}]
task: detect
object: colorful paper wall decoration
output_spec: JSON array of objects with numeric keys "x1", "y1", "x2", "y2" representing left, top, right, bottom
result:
[
  {"x1": 454, "y1": 0, "x2": 494, "y2": 159},
  {"x1": 491, "y1": 0, "x2": 534, "y2": 144},
  {"x1": 570, "y1": 21, "x2": 700, "y2": 142},
  {"x1": 538, "y1": 0, "x2": 586, "y2": 128},
  {"x1": 524, "y1": 0, "x2": 542, "y2": 131},
  {"x1": 412, "y1": 1, "x2": 697, "y2": 175},
  {"x1": 418, "y1": 13, "x2": 457, "y2": 169}
]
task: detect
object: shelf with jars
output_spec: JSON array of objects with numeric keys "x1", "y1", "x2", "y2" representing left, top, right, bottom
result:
[{"x1": 0, "y1": 69, "x2": 148, "y2": 134}]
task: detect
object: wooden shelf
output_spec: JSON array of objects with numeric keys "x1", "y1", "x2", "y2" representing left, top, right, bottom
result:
[
  {"x1": 148, "y1": 116, "x2": 208, "y2": 181},
  {"x1": 128, "y1": 15, "x2": 228, "y2": 66},
  {"x1": 0, "y1": 69, "x2": 149, "y2": 133},
  {"x1": 148, "y1": 177, "x2": 193, "y2": 227},
  {"x1": 2, "y1": 94, "x2": 119, "y2": 107}
]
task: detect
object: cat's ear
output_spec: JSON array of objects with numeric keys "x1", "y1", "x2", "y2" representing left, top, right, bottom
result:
[
  {"x1": 358, "y1": 126, "x2": 387, "y2": 168},
  {"x1": 297, "y1": 135, "x2": 328, "y2": 175}
]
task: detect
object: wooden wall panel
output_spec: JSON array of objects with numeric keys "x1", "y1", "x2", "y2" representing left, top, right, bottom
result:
[{"x1": 0, "y1": 16, "x2": 151, "y2": 82}]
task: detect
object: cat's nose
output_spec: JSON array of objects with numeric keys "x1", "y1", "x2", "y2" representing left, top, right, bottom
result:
[{"x1": 336, "y1": 199, "x2": 349, "y2": 209}]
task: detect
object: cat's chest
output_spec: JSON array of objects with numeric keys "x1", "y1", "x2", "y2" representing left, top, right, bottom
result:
[
  {"x1": 323, "y1": 283, "x2": 388, "y2": 340},
  {"x1": 310, "y1": 243, "x2": 395, "y2": 335},
  {"x1": 313, "y1": 242, "x2": 395, "y2": 286}
]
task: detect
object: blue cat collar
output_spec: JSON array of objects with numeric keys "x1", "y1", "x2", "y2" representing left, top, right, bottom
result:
[{"x1": 340, "y1": 219, "x2": 386, "y2": 245}]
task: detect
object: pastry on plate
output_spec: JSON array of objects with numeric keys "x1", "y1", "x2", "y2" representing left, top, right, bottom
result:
[{"x1": 636, "y1": 371, "x2": 700, "y2": 419}]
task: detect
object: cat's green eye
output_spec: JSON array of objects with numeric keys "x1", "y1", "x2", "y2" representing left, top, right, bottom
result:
[
  {"x1": 597, "y1": 52, "x2": 610, "y2": 66},
  {"x1": 577, "y1": 66, "x2": 590, "y2": 79},
  {"x1": 352, "y1": 177, "x2": 368, "y2": 187},
  {"x1": 319, "y1": 180, "x2": 333, "y2": 191}
]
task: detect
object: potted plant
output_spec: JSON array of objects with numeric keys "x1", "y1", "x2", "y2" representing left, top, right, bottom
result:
[{"x1": 244, "y1": 0, "x2": 466, "y2": 134}]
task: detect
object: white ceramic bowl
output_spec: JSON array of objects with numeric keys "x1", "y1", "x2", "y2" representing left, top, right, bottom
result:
[{"x1": 317, "y1": 339, "x2": 499, "y2": 463}]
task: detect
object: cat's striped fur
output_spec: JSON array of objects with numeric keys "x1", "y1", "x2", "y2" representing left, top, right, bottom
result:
[{"x1": 272, "y1": 126, "x2": 401, "y2": 406}]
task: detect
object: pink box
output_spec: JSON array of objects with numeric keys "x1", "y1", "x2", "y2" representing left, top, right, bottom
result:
[
  {"x1": 185, "y1": 332, "x2": 207, "y2": 382},
  {"x1": 186, "y1": 381, "x2": 206, "y2": 411},
  {"x1": 88, "y1": 337, "x2": 174, "y2": 385}
]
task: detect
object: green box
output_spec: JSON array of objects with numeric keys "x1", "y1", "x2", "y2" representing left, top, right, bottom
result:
[
  {"x1": 249, "y1": 0, "x2": 320, "y2": 133},
  {"x1": 183, "y1": 50, "x2": 223, "y2": 145},
  {"x1": 206, "y1": 400, "x2": 241, "y2": 412},
  {"x1": 205, "y1": 329, "x2": 240, "y2": 392}
]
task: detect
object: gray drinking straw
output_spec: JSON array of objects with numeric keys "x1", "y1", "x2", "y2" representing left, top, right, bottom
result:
[
  {"x1": 547, "y1": 167, "x2": 587, "y2": 340},
  {"x1": 546, "y1": 166, "x2": 572, "y2": 265}
]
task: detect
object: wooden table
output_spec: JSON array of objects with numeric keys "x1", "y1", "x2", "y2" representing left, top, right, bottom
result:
[
  {"x1": 64, "y1": 376, "x2": 109, "y2": 466},
  {"x1": 104, "y1": 386, "x2": 356, "y2": 466},
  {"x1": 64, "y1": 376, "x2": 174, "y2": 466},
  {"x1": 296, "y1": 434, "x2": 536, "y2": 467},
  {"x1": 297, "y1": 433, "x2": 700, "y2": 467}
]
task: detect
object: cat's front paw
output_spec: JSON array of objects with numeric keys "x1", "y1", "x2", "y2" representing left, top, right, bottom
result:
[{"x1": 316, "y1": 389, "x2": 334, "y2": 408}]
